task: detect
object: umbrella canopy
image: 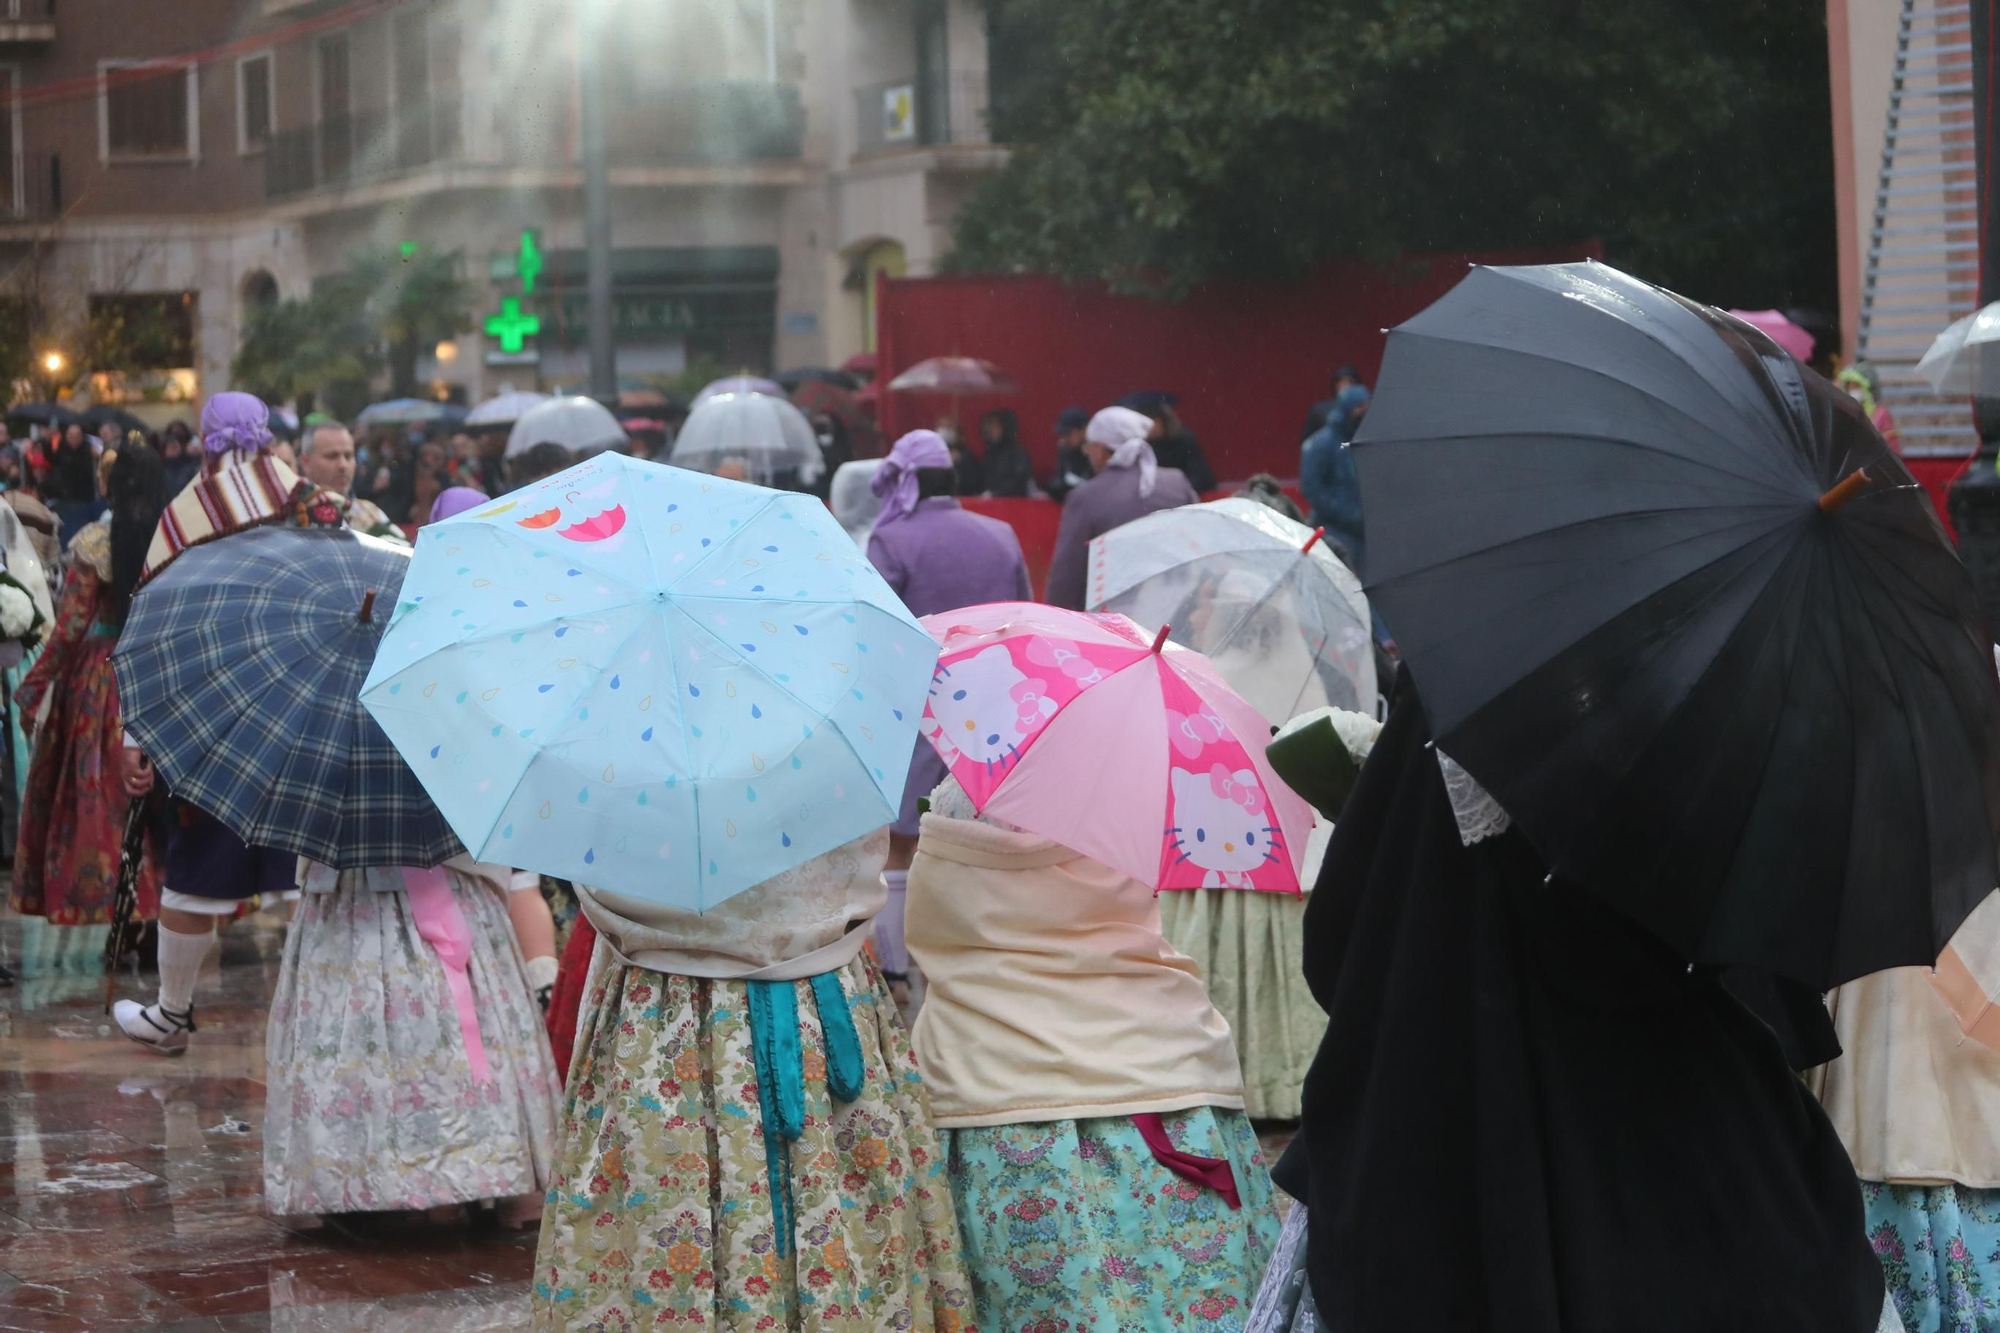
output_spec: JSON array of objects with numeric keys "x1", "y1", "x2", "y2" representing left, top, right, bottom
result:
[
  {"x1": 505, "y1": 395, "x2": 626, "y2": 459},
  {"x1": 1085, "y1": 497, "x2": 1376, "y2": 722},
  {"x1": 792, "y1": 378, "x2": 882, "y2": 459},
  {"x1": 775, "y1": 366, "x2": 861, "y2": 392},
  {"x1": 467, "y1": 390, "x2": 550, "y2": 427},
  {"x1": 1916, "y1": 302, "x2": 2000, "y2": 396},
  {"x1": 841, "y1": 352, "x2": 877, "y2": 377},
  {"x1": 1355, "y1": 259, "x2": 2000, "y2": 990},
  {"x1": 617, "y1": 386, "x2": 680, "y2": 412},
  {"x1": 919, "y1": 603, "x2": 1314, "y2": 894},
  {"x1": 112, "y1": 524, "x2": 460, "y2": 869},
  {"x1": 8, "y1": 402, "x2": 81, "y2": 429},
  {"x1": 693, "y1": 376, "x2": 785, "y2": 406},
  {"x1": 80, "y1": 404, "x2": 148, "y2": 435},
  {"x1": 358, "y1": 398, "x2": 458, "y2": 427},
  {"x1": 670, "y1": 391, "x2": 823, "y2": 484},
  {"x1": 886, "y1": 357, "x2": 1020, "y2": 394},
  {"x1": 1723, "y1": 309, "x2": 1818, "y2": 365},
  {"x1": 361, "y1": 452, "x2": 936, "y2": 911},
  {"x1": 266, "y1": 407, "x2": 300, "y2": 441}
]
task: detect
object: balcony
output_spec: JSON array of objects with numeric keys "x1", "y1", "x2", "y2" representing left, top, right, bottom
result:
[
  {"x1": 853, "y1": 73, "x2": 989, "y2": 156},
  {"x1": 0, "y1": 0, "x2": 55, "y2": 45},
  {"x1": 266, "y1": 84, "x2": 805, "y2": 202}
]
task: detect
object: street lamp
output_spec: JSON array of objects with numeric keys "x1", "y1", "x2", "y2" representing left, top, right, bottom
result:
[{"x1": 41, "y1": 351, "x2": 62, "y2": 375}]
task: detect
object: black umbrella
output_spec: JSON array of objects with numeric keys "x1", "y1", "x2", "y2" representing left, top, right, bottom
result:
[
  {"x1": 80, "y1": 404, "x2": 148, "y2": 435},
  {"x1": 774, "y1": 366, "x2": 860, "y2": 391},
  {"x1": 7, "y1": 402, "x2": 81, "y2": 429},
  {"x1": 1354, "y1": 259, "x2": 2000, "y2": 990}
]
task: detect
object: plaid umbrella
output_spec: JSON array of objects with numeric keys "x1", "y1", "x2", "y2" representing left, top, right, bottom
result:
[{"x1": 112, "y1": 524, "x2": 461, "y2": 869}]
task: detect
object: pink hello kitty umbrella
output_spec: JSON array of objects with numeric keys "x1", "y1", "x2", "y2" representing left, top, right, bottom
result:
[{"x1": 917, "y1": 602, "x2": 1314, "y2": 893}]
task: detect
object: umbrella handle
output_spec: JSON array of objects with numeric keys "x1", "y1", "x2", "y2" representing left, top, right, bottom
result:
[
  {"x1": 358, "y1": 588, "x2": 377, "y2": 623},
  {"x1": 1302, "y1": 526, "x2": 1325, "y2": 555},
  {"x1": 1818, "y1": 469, "x2": 1873, "y2": 513},
  {"x1": 1151, "y1": 623, "x2": 1172, "y2": 654}
]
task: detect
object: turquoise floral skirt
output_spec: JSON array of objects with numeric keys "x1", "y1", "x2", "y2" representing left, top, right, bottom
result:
[
  {"x1": 1868, "y1": 1182, "x2": 2000, "y2": 1333},
  {"x1": 946, "y1": 1107, "x2": 1280, "y2": 1332}
]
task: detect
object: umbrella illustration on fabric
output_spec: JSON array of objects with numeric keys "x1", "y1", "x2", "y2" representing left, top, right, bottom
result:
[
  {"x1": 113, "y1": 524, "x2": 461, "y2": 869},
  {"x1": 361, "y1": 452, "x2": 937, "y2": 911},
  {"x1": 1354, "y1": 259, "x2": 2000, "y2": 991},
  {"x1": 1085, "y1": 496, "x2": 1375, "y2": 724},
  {"x1": 918, "y1": 602, "x2": 1314, "y2": 894}
]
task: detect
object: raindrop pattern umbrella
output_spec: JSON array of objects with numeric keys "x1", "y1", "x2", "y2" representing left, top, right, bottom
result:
[
  {"x1": 1355, "y1": 259, "x2": 2000, "y2": 990},
  {"x1": 505, "y1": 395, "x2": 626, "y2": 459},
  {"x1": 361, "y1": 452, "x2": 935, "y2": 912},
  {"x1": 1086, "y1": 497, "x2": 1376, "y2": 724},
  {"x1": 113, "y1": 524, "x2": 459, "y2": 868}
]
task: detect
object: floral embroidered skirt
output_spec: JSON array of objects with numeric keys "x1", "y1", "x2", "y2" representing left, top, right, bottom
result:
[
  {"x1": 1158, "y1": 888, "x2": 1326, "y2": 1121},
  {"x1": 1867, "y1": 1182, "x2": 2000, "y2": 1333},
  {"x1": 946, "y1": 1107, "x2": 1281, "y2": 1332},
  {"x1": 531, "y1": 953, "x2": 977, "y2": 1332},
  {"x1": 264, "y1": 874, "x2": 561, "y2": 1215}
]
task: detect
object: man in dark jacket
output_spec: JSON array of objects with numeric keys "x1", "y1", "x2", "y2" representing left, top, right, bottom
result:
[
  {"x1": 1301, "y1": 364, "x2": 1365, "y2": 443},
  {"x1": 1120, "y1": 391, "x2": 1216, "y2": 493},
  {"x1": 1046, "y1": 406, "x2": 1094, "y2": 502}
]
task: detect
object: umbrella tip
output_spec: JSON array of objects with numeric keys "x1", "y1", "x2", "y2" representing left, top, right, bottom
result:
[
  {"x1": 1150, "y1": 623, "x2": 1171, "y2": 655},
  {"x1": 358, "y1": 588, "x2": 377, "y2": 624},
  {"x1": 1818, "y1": 469, "x2": 1873, "y2": 514},
  {"x1": 1302, "y1": 526, "x2": 1325, "y2": 555}
]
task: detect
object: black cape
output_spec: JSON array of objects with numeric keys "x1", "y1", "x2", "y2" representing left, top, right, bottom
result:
[{"x1": 1274, "y1": 679, "x2": 1882, "y2": 1333}]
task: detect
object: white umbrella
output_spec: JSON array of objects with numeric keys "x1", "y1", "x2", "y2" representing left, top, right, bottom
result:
[
  {"x1": 692, "y1": 375, "x2": 785, "y2": 406},
  {"x1": 467, "y1": 389, "x2": 550, "y2": 427},
  {"x1": 669, "y1": 391, "x2": 823, "y2": 484},
  {"x1": 828, "y1": 458, "x2": 885, "y2": 546},
  {"x1": 1086, "y1": 496, "x2": 1375, "y2": 722},
  {"x1": 504, "y1": 395, "x2": 626, "y2": 459},
  {"x1": 1916, "y1": 302, "x2": 2000, "y2": 395}
]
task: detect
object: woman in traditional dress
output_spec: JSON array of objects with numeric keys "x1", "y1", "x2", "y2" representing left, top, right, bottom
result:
[
  {"x1": 533, "y1": 828, "x2": 976, "y2": 1332},
  {"x1": 907, "y1": 774, "x2": 1280, "y2": 1329},
  {"x1": 14, "y1": 444, "x2": 165, "y2": 928},
  {"x1": 264, "y1": 855, "x2": 561, "y2": 1223},
  {"x1": 1815, "y1": 895, "x2": 2000, "y2": 1333}
]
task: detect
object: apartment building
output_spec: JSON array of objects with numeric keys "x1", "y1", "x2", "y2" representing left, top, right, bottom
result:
[{"x1": 0, "y1": 0, "x2": 1005, "y2": 407}]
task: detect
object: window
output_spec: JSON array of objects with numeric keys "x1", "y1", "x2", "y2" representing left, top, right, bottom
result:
[
  {"x1": 237, "y1": 53, "x2": 273, "y2": 154},
  {"x1": 0, "y1": 66, "x2": 18, "y2": 216},
  {"x1": 99, "y1": 61, "x2": 197, "y2": 161}
]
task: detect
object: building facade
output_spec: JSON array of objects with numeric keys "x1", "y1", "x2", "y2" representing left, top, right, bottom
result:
[{"x1": 0, "y1": 0, "x2": 1006, "y2": 410}]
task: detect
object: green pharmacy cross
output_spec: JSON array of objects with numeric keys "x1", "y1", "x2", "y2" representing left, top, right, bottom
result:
[
  {"x1": 485, "y1": 296, "x2": 541, "y2": 354},
  {"x1": 517, "y1": 230, "x2": 543, "y2": 294}
]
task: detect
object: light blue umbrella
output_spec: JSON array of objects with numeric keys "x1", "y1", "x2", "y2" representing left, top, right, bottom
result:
[{"x1": 360, "y1": 452, "x2": 937, "y2": 911}]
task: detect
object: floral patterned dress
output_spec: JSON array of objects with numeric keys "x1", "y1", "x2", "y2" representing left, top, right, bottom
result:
[
  {"x1": 1867, "y1": 1183, "x2": 2000, "y2": 1333},
  {"x1": 532, "y1": 952, "x2": 977, "y2": 1332},
  {"x1": 264, "y1": 863, "x2": 561, "y2": 1215},
  {"x1": 947, "y1": 1111, "x2": 1279, "y2": 1333},
  {"x1": 13, "y1": 528, "x2": 162, "y2": 925}
]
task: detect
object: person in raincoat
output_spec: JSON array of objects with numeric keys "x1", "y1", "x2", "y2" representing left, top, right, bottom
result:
[{"x1": 1299, "y1": 383, "x2": 1370, "y2": 572}]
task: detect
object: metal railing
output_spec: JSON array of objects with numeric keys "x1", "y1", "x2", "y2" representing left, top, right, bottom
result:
[{"x1": 266, "y1": 83, "x2": 803, "y2": 200}]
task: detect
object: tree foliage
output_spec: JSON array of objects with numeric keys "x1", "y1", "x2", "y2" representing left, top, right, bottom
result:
[
  {"x1": 952, "y1": 0, "x2": 1835, "y2": 311},
  {"x1": 231, "y1": 248, "x2": 474, "y2": 412}
]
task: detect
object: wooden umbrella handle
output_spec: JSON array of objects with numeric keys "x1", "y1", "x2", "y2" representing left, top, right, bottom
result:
[
  {"x1": 1818, "y1": 470, "x2": 1872, "y2": 513},
  {"x1": 358, "y1": 588, "x2": 377, "y2": 623}
]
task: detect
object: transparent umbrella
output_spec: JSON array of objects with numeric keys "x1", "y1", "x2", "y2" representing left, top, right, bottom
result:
[
  {"x1": 1085, "y1": 497, "x2": 1375, "y2": 723},
  {"x1": 670, "y1": 391, "x2": 823, "y2": 485},
  {"x1": 504, "y1": 395, "x2": 626, "y2": 458},
  {"x1": 693, "y1": 375, "x2": 785, "y2": 406},
  {"x1": 1916, "y1": 302, "x2": 2000, "y2": 396},
  {"x1": 467, "y1": 390, "x2": 550, "y2": 427}
]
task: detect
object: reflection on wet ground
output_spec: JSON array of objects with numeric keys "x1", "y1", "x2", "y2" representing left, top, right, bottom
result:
[{"x1": 0, "y1": 906, "x2": 535, "y2": 1332}]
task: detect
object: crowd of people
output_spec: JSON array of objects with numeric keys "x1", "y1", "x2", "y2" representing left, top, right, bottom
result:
[{"x1": 0, "y1": 321, "x2": 1983, "y2": 1333}]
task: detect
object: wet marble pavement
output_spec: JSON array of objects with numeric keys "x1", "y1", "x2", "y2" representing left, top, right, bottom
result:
[{"x1": 0, "y1": 908, "x2": 536, "y2": 1332}]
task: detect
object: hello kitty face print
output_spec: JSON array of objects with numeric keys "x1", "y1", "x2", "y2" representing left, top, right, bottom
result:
[
  {"x1": 1159, "y1": 673, "x2": 1288, "y2": 891},
  {"x1": 923, "y1": 630, "x2": 1140, "y2": 805}
]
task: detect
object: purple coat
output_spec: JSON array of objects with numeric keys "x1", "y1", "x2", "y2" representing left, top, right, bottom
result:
[
  {"x1": 1044, "y1": 463, "x2": 1201, "y2": 609},
  {"x1": 867, "y1": 497, "x2": 1033, "y2": 836}
]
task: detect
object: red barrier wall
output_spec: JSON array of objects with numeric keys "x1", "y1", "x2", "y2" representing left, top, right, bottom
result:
[{"x1": 876, "y1": 248, "x2": 1596, "y2": 485}]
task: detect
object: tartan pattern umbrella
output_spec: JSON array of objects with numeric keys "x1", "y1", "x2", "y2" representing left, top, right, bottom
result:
[{"x1": 112, "y1": 524, "x2": 460, "y2": 869}]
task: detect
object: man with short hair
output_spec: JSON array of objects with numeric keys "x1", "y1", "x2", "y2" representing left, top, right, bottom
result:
[
  {"x1": 300, "y1": 420, "x2": 401, "y2": 541},
  {"x1": 1046, "y1": 405, "x2": 1093, "y2": 502}
]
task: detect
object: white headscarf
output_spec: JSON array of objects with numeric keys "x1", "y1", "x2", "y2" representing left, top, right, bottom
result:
[{"x1": 1086, "y1": 406, "x2": 1159, "y2": 497}]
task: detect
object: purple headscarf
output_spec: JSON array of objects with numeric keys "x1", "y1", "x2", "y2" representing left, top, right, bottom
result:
[
  {"x1": 870, "y1": 429, "x2": 954, "y2": 528},
  {"x1": 429, "y1": 486, "x2": 489, "y2": 525},
  {"x1": 200, "y1": 392, "x2": 274, "y2": 457}
]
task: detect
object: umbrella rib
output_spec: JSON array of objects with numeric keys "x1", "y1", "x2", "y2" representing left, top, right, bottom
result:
[
  {"x1": 1374, "y1": 331, "x2": 1811, "y2": 493},
  {"x1": 1357, "y1": 425, "x2": 1807, "y2": 500}
]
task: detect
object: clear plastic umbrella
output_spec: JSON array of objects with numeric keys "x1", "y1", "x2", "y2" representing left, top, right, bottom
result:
[
  {"x1": 467, "y1": 390, "x2": 550, "y2": 427},
  {"x1": 692, "y1": 375, "x2": 785, "y2": 406},
  {"x1": 504, "y1": 395, "x2": 626, "y2": 458},
  {"x1": 670, "y1": 391, "x2": 823, "y2": 485},
  {"x1": 1916, "y1": 302, "x2": 2000, "y2": 395},
  {"x1": 828, "y1": 458, "x2": 885, "y2": 546},
  {"x1": 1086, "y1": 497, "x2": 1375, "y2": 723}
]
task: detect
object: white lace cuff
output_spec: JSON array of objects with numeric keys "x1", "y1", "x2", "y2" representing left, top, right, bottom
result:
[{"x1": 1436, "y1": 750, "x2": 1511, "y2": 846}]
